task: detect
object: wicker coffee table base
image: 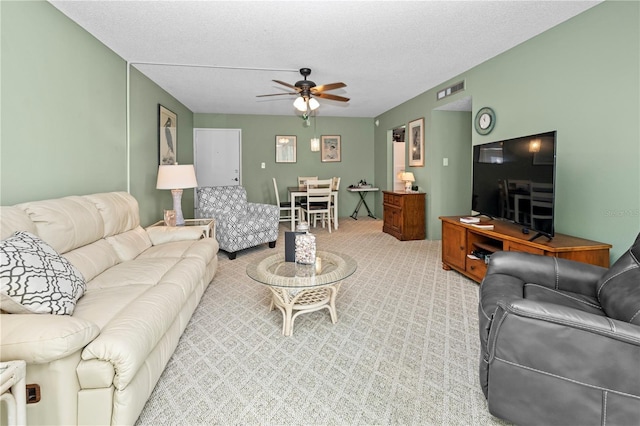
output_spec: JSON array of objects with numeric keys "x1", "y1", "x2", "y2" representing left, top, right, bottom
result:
[{"x1": 269, "y1": 284, "x2": 340, "y2": 336}]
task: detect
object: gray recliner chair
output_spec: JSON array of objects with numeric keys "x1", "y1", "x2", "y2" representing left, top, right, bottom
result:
[
  {"x1": 479, "y1": 232, "x2": 640, "y2": 425},
  {"x1": 196, "y1": 186, "x2": 279, "y2": 259}
]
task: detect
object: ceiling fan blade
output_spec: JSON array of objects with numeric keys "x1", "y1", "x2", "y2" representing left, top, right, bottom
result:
[
  {"x1": 256, "y1": 92, "x2": 298, "y2": 97},
  {"x1": 315, "y1": 93, "x2": 350, "y2": 102},
  {"x1": 273, "y1": 80, "x2": 300, "y2": 91},
  {"x1": 311, "y1": 82, "x2": 346, "y2": 93}
]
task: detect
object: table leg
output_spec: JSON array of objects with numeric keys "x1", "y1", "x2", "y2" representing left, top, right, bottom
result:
[
  {"x1": 350, "y1": 197, "x2": 364, "y2": 219},
  {"x1": 333, "y1": 193, "x2": 339, "y2": 230},
  {"x1": 290, "y1": 192, "x2": 296, "y2": 231}
]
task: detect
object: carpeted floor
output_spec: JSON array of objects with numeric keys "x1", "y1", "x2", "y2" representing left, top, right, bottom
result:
[{"x1": 136, "y1": 217, "x2": 507, "y2": 425}]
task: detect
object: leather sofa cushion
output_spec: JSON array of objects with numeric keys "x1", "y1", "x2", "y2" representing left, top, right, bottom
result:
[
  {"x1": 0, "y1": 206, "x2": 37, "y2": 240},
  {"x1": 63, "y1": 239, "x2": 121, "y2": 282},
  {"x1": 85, "y1": 192, "x2": 141, "y2": 237},
  {"x1": 597, "y1": 232, "x2": 640, "y2": 325},
  {"x1": 0, "y1": 313, "x2": 99, "y2": 363},
  {"x1": 105, "y1": 226, "x2": 152, "y2": 261},
  {"x1": 17, "y1": 196, "x2": 105, "y2": 255}
]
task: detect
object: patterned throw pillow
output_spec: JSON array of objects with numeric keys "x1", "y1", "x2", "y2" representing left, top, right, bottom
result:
[{"x1": 0, "y1": 231, "x2": 86, "y2": 315}]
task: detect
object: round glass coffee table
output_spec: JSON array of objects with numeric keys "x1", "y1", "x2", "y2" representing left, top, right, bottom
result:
[{"x1": 246, "y1": 251, "x2": 357, "y2": 336}]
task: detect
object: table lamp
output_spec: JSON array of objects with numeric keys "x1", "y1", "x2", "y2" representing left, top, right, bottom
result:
[
  {"x1": 397, "y1": 171, "x2": 415, "y2": 192},
  {"x1": 156, "y1": 164, "x2": 198, "y2": 226}
]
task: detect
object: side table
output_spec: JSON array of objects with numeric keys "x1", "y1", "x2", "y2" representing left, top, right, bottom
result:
[
  {"x1": 148, "y1": 218, "x2": 215, "y2": 239},
  {"x1": 1, "y1": 360, "x2": 27, "y2": 426}
]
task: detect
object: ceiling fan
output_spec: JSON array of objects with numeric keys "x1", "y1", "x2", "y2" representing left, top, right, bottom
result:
[{"x1": 257, "y1": 68, "x2": 349, "y2": 112}]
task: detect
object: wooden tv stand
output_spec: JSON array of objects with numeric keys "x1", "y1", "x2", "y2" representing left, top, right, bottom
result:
[{"x1": 439, "y1": 216, "x2": 611, "y2": 283}]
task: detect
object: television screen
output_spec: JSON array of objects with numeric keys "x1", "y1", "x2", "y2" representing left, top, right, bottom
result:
[{"x1": 472, "y1": 131, "x2": 556, "y2": 239}]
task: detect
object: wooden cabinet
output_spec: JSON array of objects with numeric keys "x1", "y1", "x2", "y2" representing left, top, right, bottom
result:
[
  {"x1": 440, "y1": 216, "x2": 612, "y2": 283},
  {"x1": 383, "y1": 191, "x2": 425, "y2": 241}
]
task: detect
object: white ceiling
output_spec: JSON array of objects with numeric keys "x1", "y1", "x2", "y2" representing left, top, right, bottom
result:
[{"x1": 49, "y1": 0, "x2": 601, "y2": 118}]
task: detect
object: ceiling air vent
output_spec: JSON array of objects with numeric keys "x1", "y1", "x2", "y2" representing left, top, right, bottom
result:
[{"x1": 437, "y1": 80, "x2": 465, "y2": 101}]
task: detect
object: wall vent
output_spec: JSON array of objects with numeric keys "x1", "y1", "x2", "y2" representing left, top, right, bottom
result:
[{"x1": 437, "y1": 80, "x2": 465, "y2": 101}]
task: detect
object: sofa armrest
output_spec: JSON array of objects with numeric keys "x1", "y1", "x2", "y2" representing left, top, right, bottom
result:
[
  {"x1": 0, "y1": 314, "x2": 99, "y2": 364},
  {"x1": 145, "y1": 226, "x2": 206, "y2": 245},
  {"x1": 485, "y1": 251, "x2": 606, "y2": 297}
]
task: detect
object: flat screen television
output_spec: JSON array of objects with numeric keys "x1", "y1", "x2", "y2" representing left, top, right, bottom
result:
[{"x1": 471, "y1": 131, "x2": 556, "y2": 241}]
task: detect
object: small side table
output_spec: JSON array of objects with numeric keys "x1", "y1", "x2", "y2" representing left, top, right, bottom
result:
[
  {"x1": 1, "y1": 360, "x2": 27, "y2": 426},
  {"x1": 149, "y1": 218, "x2": 215, "y2": 239}
]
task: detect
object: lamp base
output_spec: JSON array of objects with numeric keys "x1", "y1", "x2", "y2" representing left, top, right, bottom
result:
[
  {"x1": 171, "y1": 189, "x2": 185, "y2": 226},
  {"x1": 405, "y1": 182, "x2": 413, "y2": 192}
]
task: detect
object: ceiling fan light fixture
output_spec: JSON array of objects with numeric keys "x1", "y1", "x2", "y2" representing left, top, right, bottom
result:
[
  {"x1": 308, "y1": 97, "x2": 320, "y2": 111},
  {"x1": 293, "y1": 96, "x2": 308, "y2": 112}
]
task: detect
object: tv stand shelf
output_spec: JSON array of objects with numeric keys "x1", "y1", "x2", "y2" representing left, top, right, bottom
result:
[{"x1": 440, "y1": 216, "x2": 611, "y2": 283}]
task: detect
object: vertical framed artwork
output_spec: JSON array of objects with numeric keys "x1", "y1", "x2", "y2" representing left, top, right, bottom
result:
[
  {"x1": 275, "y1": 135, "x2": 297, "y2": 163},
  {"x1": 408, "y1": 117, "x2": 424, "y2": 167},
  {"x1": 159, "y1": 105, "x2": 177, "y2": 165},
  {"x1": 321, "y1": 135, "x2": 341, "y2": 162}
]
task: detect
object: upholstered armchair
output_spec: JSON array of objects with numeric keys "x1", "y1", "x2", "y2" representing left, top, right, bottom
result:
[
  {"x1": 196, "y1": 186, "x2": 279, "y2": 259},
  {"x1": 479, "y1": 233, "x2": 640, "y2": 425}
]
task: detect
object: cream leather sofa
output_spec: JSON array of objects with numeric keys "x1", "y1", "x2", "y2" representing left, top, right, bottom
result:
[{"x1": 0, "y1": 192, "x2": 219, "y2": 425}]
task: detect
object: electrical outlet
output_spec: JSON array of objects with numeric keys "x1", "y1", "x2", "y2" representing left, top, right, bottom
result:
[
  {"x1": 261, "y1": 162, "x2": 265, "y2": 169},
  {"x1": 443, "y1": 158, "x2": 449, "y2": 166}
]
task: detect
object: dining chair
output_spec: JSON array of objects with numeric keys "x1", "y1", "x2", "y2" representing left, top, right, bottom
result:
[
  {"x1": 273, "y1": 178, "x2": 300, "y2": 224},
  {"x1": 529, "y1": 181, "x2": 554, "y2": 233},
  {"x1": 298, "y1": 176, "x2": 318, "y2": 188},
  {"x1": 301, "y1": 179, "x2": 333, "y2": 233}
]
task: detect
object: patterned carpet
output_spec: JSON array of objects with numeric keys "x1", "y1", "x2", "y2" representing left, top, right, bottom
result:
[{"x1": 136, "y1": 218, "x2": 507, "y2": 425}]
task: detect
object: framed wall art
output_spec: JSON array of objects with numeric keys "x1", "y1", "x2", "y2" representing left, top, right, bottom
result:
[
  {"x1": 321, "y1": 135, "x2": 341, "y2": 162},
  {"x1": 159, "y1": 105, "x2": 177, "y2": 165},
  {"x1": 275, "y1": 135, "x2": 297, "y2": 163},
  {"x1": 408, "y1": 117, "x2": 424, "y2": 167}
]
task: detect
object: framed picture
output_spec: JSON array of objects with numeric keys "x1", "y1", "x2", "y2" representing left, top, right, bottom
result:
[
  {"x1": 408, "y1": 117, "x2": 424, "y2": 167},
  {"x1": 275, "y1": 135, "x2": 297, "y2": 163},
  {"x1": 321, "y1": 135, "x2": 341, "y2": 162},
  {"x1": 159, "y1": 105, "x2": 177, "y2": 165}
]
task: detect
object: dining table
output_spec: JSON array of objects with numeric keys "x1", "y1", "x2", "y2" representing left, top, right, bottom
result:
[{"x1": 287, "y1": 186, "x2": 339, "y2": 231}]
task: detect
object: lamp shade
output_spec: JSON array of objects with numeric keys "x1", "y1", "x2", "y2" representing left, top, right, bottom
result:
[
  {"x1": 397, "y1": 172, "x2": 415, "y2": 183},
  {"x1": 308, "y1": 97, "x2": 320, "y2": 111},
  {"x1": 156, "y1": 164, "x2": 198, "y2": 189},
  {"x1": 293, "y1": 96, "x2": 308, "y2": 112}
]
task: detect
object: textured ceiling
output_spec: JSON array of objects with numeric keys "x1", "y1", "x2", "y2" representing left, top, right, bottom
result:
[{"x1": 49, "y1": 1, "x2": 601, "y2": 118}]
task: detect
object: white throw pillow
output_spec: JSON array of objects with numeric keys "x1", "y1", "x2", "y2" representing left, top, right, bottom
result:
[{"x1": 0, "y1": 231, "x2": 86, "y2": 315}]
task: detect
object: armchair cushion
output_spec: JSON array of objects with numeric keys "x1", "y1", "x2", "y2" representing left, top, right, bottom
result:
[{"x1": 597, "y1": 232, "x2": 640, "y2": 325}]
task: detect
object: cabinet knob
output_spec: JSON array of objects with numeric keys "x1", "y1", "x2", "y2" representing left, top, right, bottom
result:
[{"x1": 459, "y1": 246, "x2": 464, "y2": 250}]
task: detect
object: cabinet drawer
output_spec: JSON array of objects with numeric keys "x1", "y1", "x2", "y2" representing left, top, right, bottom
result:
[
  {"x1": 506, "y1": 241, "x2": 545, "y2": 255},
  {"x1": 383, "y1": 193, "x2": 402, "y2": 207},
  {"x1": 466, "y1": 258, "x2": 487, "y2": 282}
]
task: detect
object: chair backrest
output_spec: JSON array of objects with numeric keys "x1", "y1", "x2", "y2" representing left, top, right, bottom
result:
[
  {"x1": 306, "y1": 179, "x2": 332, "y2": 205},
  {"x1": 272, "y1": 178, "x2": 281, "y2": 205},
  {"x1": 298, "y1": 176, "x2": 318, "y2": 187},
  {"x1": 197, "y1": 186, "x2": 248, "y2": 214},
  {"x1": 530, "y1": 182, "x2": 553, "y2": 212},
  {"x1": 332, "y1": 177, "x2": 341, "y2": 191}
]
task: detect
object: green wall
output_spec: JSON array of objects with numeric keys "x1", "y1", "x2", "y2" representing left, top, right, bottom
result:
[
  {"x1": 1, "y1": 0, "x2": 127, "y2": 202},
  {"x1": 1, "y1": 1, "x2": 194, "y2": 226},
  {"x1": 374, "y1": 1, "x2": 639, "y2": 261},
  {"x1": 129, "y1": 67, "x2": 195, "y2": 225},
  {"x1": 193, "y1": 114, "x2": 374, "y2": 218}
]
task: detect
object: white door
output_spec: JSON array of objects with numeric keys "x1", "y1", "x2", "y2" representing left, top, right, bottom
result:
[
  {"x1": 193, "y1": 128, "x2": 242, "y2": 216},
  {"x1": 393, "y1": 141, "x2": 406, "y2": 191}
]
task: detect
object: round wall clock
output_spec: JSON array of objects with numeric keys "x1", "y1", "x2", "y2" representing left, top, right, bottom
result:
[{"x1": 474, "y1": 107, "x2": 496, "y2": 135}]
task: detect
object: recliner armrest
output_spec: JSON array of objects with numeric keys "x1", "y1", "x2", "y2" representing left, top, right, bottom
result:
[
  {"x1": 485, "y1": 251, "x2": 606, "y2": 297},
  {"x1": 500, "y1": 299, "x2": 640, "y2": 346}
]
